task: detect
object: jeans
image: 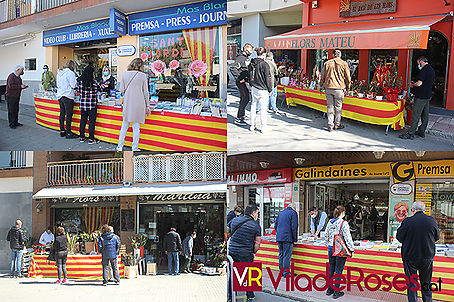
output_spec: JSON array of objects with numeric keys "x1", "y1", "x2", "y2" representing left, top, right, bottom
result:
[
  {"x1": 6, "y1": 96, "x2": 20, "y2": 127},
  {"x1": 167, "y1": 252, "x2": 179, "y2": 274},
  {"x1": 250, "y1": 87, "x2": 270, "y2": 130},
  {"x1": 408, "y1": 97, "x2": 431, "y2": 135},
  {"x1": 277, "y1": 242, "x2": 293, "y2": 276},
  {"x1": 269, "y1": 86, "x2": 278, "y2": 112},
  {"x1": 56, "y1": 255, "x2": 67, "y2": 279},
  {"x1": 228, "y1": 253, "x2": 255, "y2": 300},
  {"x1": 117, "y1": 120, "x2": 141, "y2": 151},
  {"x1": 403, "y1": 259, "x2": 434, "y2": 302},
  {"x1": 80, "y1": 107, "x2": 97, "y2": 140},
  {"x1": 59, "y1": 97, "x2": 74, "y2": 134},
  {"x1": 236, "y1": 80, "x2": 250, "y2": 120},
  {"x1": 325, "y1": 89, "x2": 344, "y2": 128},
  {"x1": 328, "y1": 246, "x2": 347, "y2": 291},
  {"x1": 182, "y1": 256, "x2": 191, "y2": 272},
  {"x1": 102, "y1": 258, "x2": 120, "y2": 283},
  {"x1": 10, "y1": 249, "x2": 23, "y2": 276}
]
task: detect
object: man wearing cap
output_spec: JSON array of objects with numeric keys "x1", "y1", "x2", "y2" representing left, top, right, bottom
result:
[{"x1": 6, "y1": 65, "x2": 28, "y2": 129}]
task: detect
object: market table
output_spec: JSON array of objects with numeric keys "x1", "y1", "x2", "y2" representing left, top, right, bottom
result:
[
  {"x1": 34, "y1": 97, "x2": 227, "y2": 151},
  {"x1": 255, "y1": 240, "x2": 454, "y2": 302},
  {"x1": 27, "y1": 255, "x2": 125, "y2": 280},
  {"x1": 279, "y1": 85, "x2": 406, "y2": 132}
]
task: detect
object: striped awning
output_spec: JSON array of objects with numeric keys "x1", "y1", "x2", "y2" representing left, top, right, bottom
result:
[{"x1": 265, "y1": 15, "x2": 446, "y2": 50}]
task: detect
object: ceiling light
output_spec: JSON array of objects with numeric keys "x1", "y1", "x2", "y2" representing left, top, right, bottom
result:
[
  {"x1": 372, "y1": 151, "x2": 385, "y2": 159},
  {"x1": 414, "y1": 151, "x2": 426, "y2": 157},
  {"x1": 259, "y1": 161, "x2": 269, "y2": 169},
  {"x1": 294, "y1": 157, "x2": 305, "y2": 165}
]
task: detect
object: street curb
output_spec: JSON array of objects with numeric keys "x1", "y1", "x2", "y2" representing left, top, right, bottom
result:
[{"x1": 426, "y1": 128, "x2": 454, "y2": 141}]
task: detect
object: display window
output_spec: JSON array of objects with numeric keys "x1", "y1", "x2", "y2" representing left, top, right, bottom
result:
[
  {"x1": 263, "y1": 186, "x2": 286, "y2": 232},
  {"x1": 424, "y1": 182, "x2": 454, "y2": 244},
  {"x1": 54, "y1": 207, "x2": 120, "y2": 235}
]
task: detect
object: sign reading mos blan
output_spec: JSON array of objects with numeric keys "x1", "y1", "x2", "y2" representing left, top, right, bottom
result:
[
  {"x1": 128, "y1": 0, "x2": 227, "y2": 35},
  {"x1": 43, "y1": 19, "x2": 118, "y2": 47}
]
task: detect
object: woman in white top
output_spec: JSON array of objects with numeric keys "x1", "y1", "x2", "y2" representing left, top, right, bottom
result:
[
  {"x1": 116, "y1": 58, "x2": 150, "y2": 151},
  {"x1": 325, "y1": 205, "x2": 355, "y2": 299}
]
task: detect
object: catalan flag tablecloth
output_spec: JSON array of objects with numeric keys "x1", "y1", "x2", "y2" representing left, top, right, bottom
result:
[
  {"x1": 279, "y1": 85, "x2": 405, "y2": 130},
  {"x1": 28, "y1": 255, "x2": 125, "y2": 280},
  {"x1": 255, "y1": 241, "x2": 454, "y2": 302},
  {"x1": 34, "y1": 97, "x2": 227, "y2": 151}
]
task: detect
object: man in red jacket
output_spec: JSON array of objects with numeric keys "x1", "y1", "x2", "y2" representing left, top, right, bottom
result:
[{"x1": 6, "y1": 65, "x2": 28, "y2": 129}]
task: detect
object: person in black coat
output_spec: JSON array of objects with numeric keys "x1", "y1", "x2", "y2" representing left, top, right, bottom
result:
[
  {"x1": 99, "y1": 66, "x2": 116, "y2": 94},
  {"x1": 226, "y1": 206, "x2": 243, "y2": 225},
  {"x1": 52, "y1": 226, "x2": 68, "y2": 284},
  {"x1": 397, "y1": 201, "x2": 440, "y2": 302},
  {"x1": 6, "y1": 220, "x2": 24, "y2": 277},
  {"x1": 164, "y1": 226, "x2": 182, "y2": 275}
]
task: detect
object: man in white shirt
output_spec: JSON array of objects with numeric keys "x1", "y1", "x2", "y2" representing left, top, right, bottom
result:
[{"x1": 39, "y1": 226, "x2": 54, "y2": 246}]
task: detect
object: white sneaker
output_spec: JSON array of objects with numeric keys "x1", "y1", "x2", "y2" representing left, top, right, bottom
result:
[
  {"x1": 249, "y1": 126, "x2": 255, "y2": 132},
  {"x1": 116, "y1": 146, "x2": 123, "y2": 151}
]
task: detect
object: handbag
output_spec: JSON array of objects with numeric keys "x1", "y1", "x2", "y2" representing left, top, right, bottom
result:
[
  {"x1": 332, "y1": 220, "x2": 352, "y2": 258},
  {"x1": 47, "y1": 248, "x2": 55, "y2": 262}
]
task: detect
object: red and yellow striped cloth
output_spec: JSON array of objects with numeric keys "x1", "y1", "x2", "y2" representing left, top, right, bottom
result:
[
  {"x1": 34, "y1": 97, "x2": 226, "y2": 151},
  {"x1": 279, "y1": 85, "x2": 405, "y2": 130},
  {"x1": 84, "y1": 207, "x2": 114, "y2": 234},
  {"x1": 28, "y1": 255, "x2": 125, "y2": 280},
  {"x1": 255, "y1": 241, "x2": 454, "y2": 302}
]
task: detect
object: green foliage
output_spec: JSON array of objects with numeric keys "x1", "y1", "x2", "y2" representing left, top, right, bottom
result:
[
  {"x1": 129, "y1": 233, "x2": 148, "y2": 249},
  {"x1": 205, "y1": 242, "x2": 226, "y2": 268}
]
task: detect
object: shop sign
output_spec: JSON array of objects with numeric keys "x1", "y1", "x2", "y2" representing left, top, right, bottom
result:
[
  {"x1": 414, "y1": 161, "x2": 453, "y2": 177},
  {"x1": 390, "y1": 183, "x2": 413, "y2": 195},
  {"x1": 128, "y1": 0, "x2": 227, "y2": 36},
  {"x1": 137, "y1": 192, "x2": 226, "y2": 202},
  {"x1": 43, "y1": 19, "x2": 118, "y2": 47},
  {"x1": 109, "y1": 8, "x2": 127, "y2": 36},
  {"x1": 391, "y1": 162, "x2": 415, "y2": 184},
  {"x1": 294, "y1": 163, "x2": 390, "y2": 180},
  {"x1": 340, "y1": 0, "x2": 397, "y2": 17},
  {"x1": 227, "y1": 168, "x2": 293, "y2": 185},
  {"x1": 117, "y1": 45, "x2": 136, "y2": 57},
  {"x1": 49, "y1": 196, "x2": 120, "y2": 204}
]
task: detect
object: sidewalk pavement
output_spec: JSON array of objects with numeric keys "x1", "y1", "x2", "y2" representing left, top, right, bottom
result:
[
  {"x1": 0, "y1": 273, "x2": 227, "y2": 302},
  {"x1": 227, "y1": 89, "x2": 454, "y2": 151},
  {"x1": 0, "y1": 100, "x2": 126, "y2": 151}
]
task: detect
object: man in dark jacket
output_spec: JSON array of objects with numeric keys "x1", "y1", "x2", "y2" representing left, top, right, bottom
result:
[
  {"x1": 164, "y1": 226, "x2": 182, "y2": 275},
  {"x1": 397, "y1": 201, "x2": 440, "y2": 302},
  {"x1": 6, "y1": 220, "x2": 24, "y2": 277},
  {"x1": 98, "y1": 225, "x2": 121, "y2": 285},
  {"x1": 6, "y1": 65, "x2": 28, "y2": 129},
  {"x1": 231, "y1": 43, "x2": 254, "y2": 126},
  {"x1": 226, "y1": 206, "x2": 243, "y2": 225},
  {"x1": 248, "y1": 47, "x2": 273, "y2": 133},
  {"x1": 400, "y1": 56, "x2": 436, "y2": 140},
  {"x1": 275, "y1": 203, "x2": 298, "y2": 277}
]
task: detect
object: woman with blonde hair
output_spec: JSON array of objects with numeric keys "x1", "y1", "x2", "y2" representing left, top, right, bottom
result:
[
  {"x1": 116, "y1": 58, "x2": 150, "y2": 151},
  {"x1": 52, "y1": 226, "x2": 68, "y2": 284}
]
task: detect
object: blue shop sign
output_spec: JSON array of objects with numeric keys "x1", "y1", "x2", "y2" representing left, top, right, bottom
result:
[
  {"x1": 43, "y1": 19, "x2": 118, "y2": 47},
  {"x1": 128, "y1": 0, "x2": 227, "y2": 36},
  {"x1": 110, "y1": 8, "x2": 127, "y2": 36}
]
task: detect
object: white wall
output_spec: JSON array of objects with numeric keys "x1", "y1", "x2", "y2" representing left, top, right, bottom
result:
[{"x1": 0, "y1": 32, "x2": 45, "y2": 106}]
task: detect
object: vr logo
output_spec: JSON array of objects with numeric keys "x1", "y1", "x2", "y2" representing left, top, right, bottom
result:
[
  {"x1": 232, "y1": 263, "x2": 263, "y2": 291},
  {"x1": 391, "y1": 162, "x2": 415, "y2": 183}
]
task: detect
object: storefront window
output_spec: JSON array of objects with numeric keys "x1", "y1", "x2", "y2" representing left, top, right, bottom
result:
[
  {"x1": 263, "y1": 186, "x2": 285, "y2": 231},
  {"x1": 54, "y1": 207, "x2": 120, "y2": 235},
  {"x1": 431, "y1": 183, "x2": 454, "y2": 244},
  {"x1": 369, "y1": 50, "x2": 398, "y2": 83},
  {"x1": 139, "y1": 27, "x2": 220, "y2": 100}
]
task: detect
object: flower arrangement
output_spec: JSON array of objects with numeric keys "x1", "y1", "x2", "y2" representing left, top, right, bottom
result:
[
  {"x1": 151, "y1": 60, "x2": 166, "y2": 75},
  {"x1": 129, "y1": 233, "x2": 148, "y2": 249},
  {"x1": 140, "y1": 52, "x2": 149, "y2": 62},
  {"x1": 205, "y1": 242, "x2": 227, "y2": 268},
  {"x1": 66, "y1": 233, "x2": 79, "y2": 254},
  {"x1": 32, "y1": 244, "x2": 46, "y2": 254},
  {"x1": 169, "y1": 59, "x2": 180, "y2": 70},
  {"x1": 121, "y1": 253, "x2": 140, "y2": 266},
  {"x1": 79, "y1": 232, "x2": 99, "y2": 243},
  {"x1": 188, "y1": 60, "x2": 208, "y2": 78}
]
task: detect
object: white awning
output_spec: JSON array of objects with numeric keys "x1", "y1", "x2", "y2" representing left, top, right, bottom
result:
[{"x1": 33, "y1": 182, "x2": 227, "y2": 199}]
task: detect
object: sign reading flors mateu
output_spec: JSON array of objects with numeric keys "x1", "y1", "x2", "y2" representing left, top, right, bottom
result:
[
  {"x1": 340, "y1": 0, "x2": 397, "y2": 18},
  {"x1": 128, "y1": 0, "x2": 227, "y2": 35},
  {"x1": 43, "y1": 19, "x2": 118, "y2": 47}
]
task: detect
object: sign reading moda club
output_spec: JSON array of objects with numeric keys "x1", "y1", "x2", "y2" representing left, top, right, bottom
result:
[
  {"x1": 43, "y1": 19, "x2": 118, "y2": 47},
  {"x1": 128, "y1": 0, "x2": 227, "y2": 35},
  {"x1": 227, "y1": 168, "x2": 293, "y2": 186}
]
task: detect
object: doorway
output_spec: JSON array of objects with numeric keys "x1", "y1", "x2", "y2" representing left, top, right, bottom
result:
[{"x1": 412, "y1": 31, "x2": 449, "y2": 108}]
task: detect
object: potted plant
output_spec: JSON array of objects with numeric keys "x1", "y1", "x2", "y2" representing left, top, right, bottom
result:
[
  {"x1": 375, "y1": 85, "x2": 385, "y2": 101},
  {"x1": 121, "y1": 253, "x2": 140, "y2": 279},
  {"x1": 366, "y1": 83, "x2": 376, "y2": 99},
  {"x1": 130, "y1": 234, "x2": 148, "y2": 258},
  {"x1": 80, "y1": 232, "x2": 99, "y2": 254},
  {"x1": 205, "y1": 242, "x2": 227, "y2": 275},
  {"x1": 66, "y1": 233, "x2": 79, "y2": 255}
]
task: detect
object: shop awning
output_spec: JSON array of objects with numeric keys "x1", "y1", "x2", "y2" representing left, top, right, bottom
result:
[
  {"x1": 33, "y1": 183, "x2": 227, "y2": 199},
  {"x1": 265, "y1": 15, "x2": 446, "y2": 50}
]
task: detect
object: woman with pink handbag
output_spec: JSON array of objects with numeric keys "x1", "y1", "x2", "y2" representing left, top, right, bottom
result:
[{"x1": 325, "y1": 205, "x2": 355, "y2": 299}]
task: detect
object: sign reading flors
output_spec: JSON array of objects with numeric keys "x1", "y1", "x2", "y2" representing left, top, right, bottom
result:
[
  {"x1": 340, "y1": 0, "x2": 397, "y2": 17},
  {"x1": 49, "y1": 196, "x2": 120, "y2": 204},
  {"x1": 137, "y1": 192, "x2": 226, "y2": 202}
]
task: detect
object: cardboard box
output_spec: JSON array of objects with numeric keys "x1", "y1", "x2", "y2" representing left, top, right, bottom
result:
[
  {"x1": 146, "y1": 263, "x2": 157, "y2": 275},
  {"x1": 124, "y1": 266, "x2": 138, "y2": 279}
]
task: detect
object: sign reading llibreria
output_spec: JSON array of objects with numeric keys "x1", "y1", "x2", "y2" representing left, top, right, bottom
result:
[{"x1": 340, "y1": 0, "x2": 397, "y2": 17}]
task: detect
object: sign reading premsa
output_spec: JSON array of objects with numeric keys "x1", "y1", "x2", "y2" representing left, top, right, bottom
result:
[{"x1": 128, "y1": 0, "x2": 227, "y2": 35}]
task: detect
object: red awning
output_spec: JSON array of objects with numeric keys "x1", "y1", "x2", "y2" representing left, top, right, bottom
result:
[{"x1": 265, "y1": 15, "x2": 446, "y2": 50}]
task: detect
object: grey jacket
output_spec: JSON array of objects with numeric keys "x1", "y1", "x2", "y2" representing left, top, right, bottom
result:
[
  {"x1": 325, "y1": 218, "x2": 355, "y2": 252},
  {"x1": 182, "y1": 235, "x2": 194, "y2": 258}
]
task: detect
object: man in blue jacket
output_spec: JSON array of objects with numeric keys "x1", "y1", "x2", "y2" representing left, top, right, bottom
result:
[
  {"x1": 275, "y1": 203, "x2": 298, "y2": 277},
  {"x1": 98, "y1": 225, "x2": 121, "y2": 286}
]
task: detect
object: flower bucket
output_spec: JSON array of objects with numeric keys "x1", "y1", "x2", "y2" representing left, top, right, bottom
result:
[
  {"x1": 367, "y1": 94, "x2": 374, "y2": 99},
  {"x1": 281, "y1": 77, "x2": 290, "y2": 86},
  {"x1": 375, "y1": 95, "x2": 384, "y2": 101},
  {"x1": 85, "y1": 241, "x2": 96, "y2": 254},
  {"x1": 387, "y1": 93, "x2": 398, "y2": 102},
  {"x1": 357, "y1": 93, "x2": 365, "y2": 98}
]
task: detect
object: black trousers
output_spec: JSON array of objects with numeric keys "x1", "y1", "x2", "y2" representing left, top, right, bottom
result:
[
  {"x1": 59, "y1": 97, "x2": 74, "y2": 134},
  {"x1": 6, "y1": 96, "x2": 20, "y2": 127},
  {"x1": 228, "y1": 253, "x2": 254, "y2": 300},
  {"x1": 80, "y1": 107, "x2": 97, "y2": 140},
  {"x1": 236, "y1": 80, "x2": 250, "y2": 120},
  {"x1": 403, "y1": 258, "x2": 434, "y2": 302}
]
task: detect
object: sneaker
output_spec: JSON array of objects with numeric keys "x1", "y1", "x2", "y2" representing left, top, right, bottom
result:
[
  {"x1": 116, "y1": 146, "x2": 123, "y2": 152},
  {"x1": 334, "y1": 125, "x2": 345, "y2": 130},
  {"x1": 102, "y1": 282, "x2": 107, "y2": 286},
  {"x1": 234, "y1": 118, "x2": 248, "y2": 126},
  {"x1": 9, "y1": 274, "x2": 14, "y2": 278},
  {"x1": 62, "y1": 278, "x2": 68, "y2": 284},
  {"x1": 60, "y1": 131, "x2": 66, "y2": 137},
  {"x1": 88, "y1": 139, "x2": 97, "y2": 145},
  {"x1": 80, "y1": 137, "x2": 87, "y2": 143},
  {"x1": 15, "y1": 123, "x2": 23, "y2": 127},
  {"x1": 66, "y1": 133, "x2": 78, "y2": 139},
  {"x1": 54, "y1": 279, "x2": 61, "y2": 284},
  {"x1": 249, "y1": 126, "x2": 255, "y2": 132},
  {"x1": 326, "y1": 288, "x2": 335, "y2": 296},
  {"x1": 17, "y1": 275, "x2": 24, "y2": 278},
  {"x1": 416, "y1": 131, "x2": 425, "y2": 138},
  {"x1": 333, "y1": 291, "x2": 345, "y2": 299},
  {"x1": 247, "y1": 297, "x2": 256, "y2": 301},
  {"x1": 399, "y1": 132, "x2": 415, "y2": 140}
]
